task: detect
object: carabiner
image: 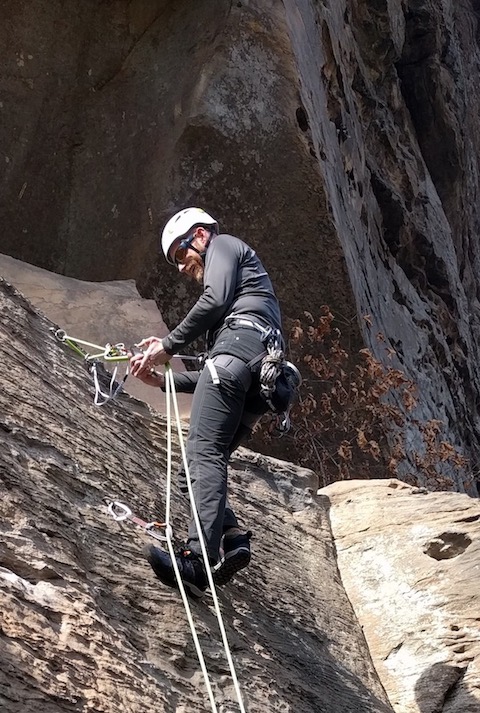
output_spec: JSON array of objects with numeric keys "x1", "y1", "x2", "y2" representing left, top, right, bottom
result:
[
  {"x1": 107, "y1": 500, "x2": 132, "y2": 521},
  {"x1": 52, "y1": 328, "x2": 66, "y2": 342},
  {"x1": 146, "y1": 521, "x2": 173, "y2": 540}
]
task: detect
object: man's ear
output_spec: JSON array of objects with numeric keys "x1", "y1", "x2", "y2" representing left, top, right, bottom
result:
[{"x1": 197, "y1": 228, "x2": 211, "y2": 247}]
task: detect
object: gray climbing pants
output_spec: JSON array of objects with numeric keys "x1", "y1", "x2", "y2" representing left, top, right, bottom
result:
[{"x1": 185, "y1": 354, "x2": 262, "y2": 562}]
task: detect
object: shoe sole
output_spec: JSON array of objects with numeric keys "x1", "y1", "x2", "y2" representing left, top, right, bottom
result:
[{"x1": 212, "y1": 546, "x2": 251, "y2": 586}]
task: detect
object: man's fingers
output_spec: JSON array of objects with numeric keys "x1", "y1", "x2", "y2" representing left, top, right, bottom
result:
[
  {"x1": 130, "y1": 337, "x2": 168, "y2": 377},
  {"x1": 135, "y1": 336, "x2": 160, "y2": 349},
  {"x1": 129, "y1": 352, "x2": 150, "y2": 377}
]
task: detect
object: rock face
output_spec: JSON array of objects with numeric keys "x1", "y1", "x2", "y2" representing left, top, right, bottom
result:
[
  {"x1": 0, "y1": 281, "x2": 393, "y2": 712},
  {"x1": 283, "y1": 0, "x2": 480, "y2": 493},
  {"x1": 322, "y1": 479, "x2": 480, "y2": 713},
  {"x1": 2, "y1": 1, "x2": 480, "y2": 490}
]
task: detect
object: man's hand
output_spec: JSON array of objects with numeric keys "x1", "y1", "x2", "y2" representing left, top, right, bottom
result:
[
  {"x1": 129, "y1": 336, "x2": 171, "y2": 378},
  {"x1": 130, "y1": 368, "x2": 165, "y2": 388}
]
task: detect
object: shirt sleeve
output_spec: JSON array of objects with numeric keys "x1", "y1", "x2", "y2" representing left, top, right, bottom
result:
[{"x1": 162, "y1": 235, "x2": 239, "y2": 354}]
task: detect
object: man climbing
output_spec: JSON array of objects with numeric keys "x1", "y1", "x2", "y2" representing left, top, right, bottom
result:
[{"x1": 130, "y1": 207, "x2": 284, "y2": 599}]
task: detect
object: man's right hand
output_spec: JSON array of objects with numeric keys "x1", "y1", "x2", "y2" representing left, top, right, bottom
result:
[{"x1": 131, "y1": 368, "x2": 165, "y2": 388}]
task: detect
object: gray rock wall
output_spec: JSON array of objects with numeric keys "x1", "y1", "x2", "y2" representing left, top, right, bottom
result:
[
  {"x1": 284, "y1": 0, "x2": 480, "y2": 492},
  {"x1": 1, "y1": 1, "x2": 480, "y2": 491}
]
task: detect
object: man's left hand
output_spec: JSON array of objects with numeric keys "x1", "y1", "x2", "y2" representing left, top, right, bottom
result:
[{"x1": 129, "y1": 336, "x2": 171, "y2": 377}]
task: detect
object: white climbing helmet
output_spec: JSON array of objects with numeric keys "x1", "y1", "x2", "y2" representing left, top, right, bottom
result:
[{"x1": 161, "y1": 207, "x2": 219, "y2": 265}]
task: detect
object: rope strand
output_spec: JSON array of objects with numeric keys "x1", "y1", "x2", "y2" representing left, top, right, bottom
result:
[
  {"x1": 164, "y1": 363, "x2": 247, "y2": 713},
  {"x1": 163, "y1": 367, "x2": 220, "y2": 712}
]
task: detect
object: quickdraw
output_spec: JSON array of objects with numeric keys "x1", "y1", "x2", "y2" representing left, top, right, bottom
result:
[
  {"x1": 51, "y1": 328, "x2": 131, "y2": 361},
  {"x1": 51, "y1": 328, "x2": 132, "y2": 406},
  {"x1": 50, "y1": 327, "x2": 201, "y2": 407},
  {"x1": 104, "y1": 500, "x2": 171, "y2": 542}
]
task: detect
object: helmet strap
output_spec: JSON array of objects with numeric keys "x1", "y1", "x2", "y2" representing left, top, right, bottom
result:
[
  {"x1": 190, "y1": 244, "x2": 207, "y2": 262},
  {"x1": 197, "y1": 228, "x2": 216, "y2": 262}
]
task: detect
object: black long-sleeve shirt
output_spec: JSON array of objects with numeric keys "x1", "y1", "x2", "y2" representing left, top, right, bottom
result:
[{"x1": 162, "y1": 233, "x2": 282, "y2": 357}]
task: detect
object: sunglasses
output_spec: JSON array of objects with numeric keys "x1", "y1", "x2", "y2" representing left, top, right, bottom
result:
[
  {"x1": 173, "y1": 235, "x2": 194, "y2": 265},
  {"x1": 174, "y1": 234, "x2": 204, "y2": 266}
]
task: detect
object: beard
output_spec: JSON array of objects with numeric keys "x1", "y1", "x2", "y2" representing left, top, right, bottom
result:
[{"x1": 182, "y1": 253, "x2": 204, "y2": 284}]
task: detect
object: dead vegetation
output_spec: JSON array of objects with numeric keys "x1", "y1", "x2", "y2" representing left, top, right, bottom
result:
[{"x1": 266, "y1": 306, "x2": 468, "y2": 490}]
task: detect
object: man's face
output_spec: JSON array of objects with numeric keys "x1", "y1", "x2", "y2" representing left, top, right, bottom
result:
[{"x1": 170, "y1": 227, "x2": 209, "y2": 284}]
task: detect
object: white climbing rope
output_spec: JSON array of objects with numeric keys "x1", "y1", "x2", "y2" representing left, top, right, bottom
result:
[{"x1": 163, "y1": 363, "x2": 247, "y2": 713}]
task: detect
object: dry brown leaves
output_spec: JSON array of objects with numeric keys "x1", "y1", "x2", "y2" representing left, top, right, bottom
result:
[{"x1": 280, "y1": 306, "x2": 468, "y2": 489}]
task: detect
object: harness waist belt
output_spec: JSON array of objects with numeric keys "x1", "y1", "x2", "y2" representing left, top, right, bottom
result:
[{"x1": 225, "y1": 315, "x2": 273, "y2": 341}]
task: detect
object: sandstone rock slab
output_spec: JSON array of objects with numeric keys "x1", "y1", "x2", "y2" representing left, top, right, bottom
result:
[
  {"x1": 321, "y1": 479, "x2": 480, "y2": 713},
  {"x1": 0, "y1": 252, "x2": 192, "y2": 416}
]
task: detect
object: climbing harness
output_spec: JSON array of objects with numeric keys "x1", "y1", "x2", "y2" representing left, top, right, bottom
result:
[
  {"x1": 225, "y1": 314, "x2": 302, "y2": 436},
  {"x1": 225, "y1": 316, "x2": 302, "y2": 435},
  {"x1": 225, "y1": 314, "x2": 274, "y2": 342},
  {"x1": 105, "y1": 363, "x2": 247, "y2": 713},
  {"x1": 205, "y1": 357, "x2": 220, "y2": 385}
]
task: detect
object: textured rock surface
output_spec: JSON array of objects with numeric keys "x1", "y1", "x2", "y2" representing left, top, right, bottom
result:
[
  {"x1": 322, "y1": 479, "x2": 480, "y2": 713},
  {"x1": 0, "y1": 281, "x2": 393, "y2": 712},
  {"x1": 2, "y1": 1, "x2": 480, "y2": 490},
  {"x1": 283, "y1": 0, "x2": 480, "y2": 492},
  {"x1": 0, "y1": 0, "x2": 352, "y2": 333},
  {"x1": 0, "y1": 252, "x2": 192, "y2": 416}
]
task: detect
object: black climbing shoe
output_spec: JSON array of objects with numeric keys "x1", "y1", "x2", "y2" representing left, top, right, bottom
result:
[
  {"x1": 212, "y1": 531, "x2": 252, "y2": 586},
  {"x1": 144, "y1": 545, "x2": 208, "y2": 600}
]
